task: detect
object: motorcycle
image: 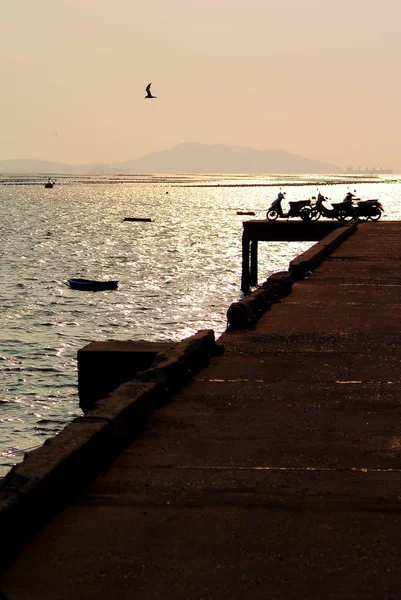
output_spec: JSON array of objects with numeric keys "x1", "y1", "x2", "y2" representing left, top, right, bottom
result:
[
  {"x1": 352, "y1": 198, "x2": 383, "y2": 221},
  {"x1": 266, "y1": 191, "x2": 313, "y2": 221},
  {"x1": 311, "y1": 192, "x2": 383, "y2": 222},
  {"x1": 335, "y1": 192, "x2": 383, "y2": 222},
  {"x1": 309, "y1": 193, "x2": 331, "y2": 220},
  {"x1": 335, "y1": 191, "x2": 359, "y2": 221},
  {"x1": 309, "y1": 192, "x2": 348, "y2": 221}
]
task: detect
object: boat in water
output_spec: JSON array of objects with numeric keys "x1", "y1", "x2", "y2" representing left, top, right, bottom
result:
[{"x1": 65, "y1": 278, "x2": 118, "y2": 291}]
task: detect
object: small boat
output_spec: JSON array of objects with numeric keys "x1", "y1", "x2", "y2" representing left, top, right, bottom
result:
[
  {"x1": 65, "y1": 278, "x2": 118, "y2": 291},
  {"x1": 123, "y1": 217, "x2": 152, "y2": 222},
  {"x1": 45, "y1": 178, "x2": 55, "y2": 189}
]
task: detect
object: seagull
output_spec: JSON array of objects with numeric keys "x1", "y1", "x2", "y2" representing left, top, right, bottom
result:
[{"x1": 145, "y1": 83, "x2": 157, "y2": 99}]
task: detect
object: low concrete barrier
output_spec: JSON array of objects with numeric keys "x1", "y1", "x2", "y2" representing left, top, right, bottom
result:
[
  {"x1": 226, "y1": 224, "x2": 357, "y2": 330},
  {"x1": 289, "y1": 222, "x2": 357, "y2": 279},
  {"x1": 226, "y1": 271, "x2": 294, "y2": 330},
  {"x1": 0, "y1": 330, "x2": 221, "y2": 572},
  {"x1": 134, "y1": 329, "x2": 223, "y2": 402},
  {"x1": 265, "y1": 271, "x2": 294, "y2": 297}
]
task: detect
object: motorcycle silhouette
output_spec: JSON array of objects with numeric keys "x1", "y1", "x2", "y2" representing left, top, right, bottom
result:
[
  {"x1": 335, "y1": 191, "x2": 361, "y2": 222},
  {"x1": 353, "y1": 198, "x2": 383, "y2": 221},
  {"x1": 266, "y1": 191, "x2": 313, "y2": 221},
  {"x1": 310, "y1": 192, "x2": 350, "y2": 221},
  {"x1": 311, "y1": 191, "x2": 383, "y2": 222}
]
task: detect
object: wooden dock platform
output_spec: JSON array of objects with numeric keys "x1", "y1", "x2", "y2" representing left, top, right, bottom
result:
[{"x1": 2, "y1": 222, "x2": 401, "y2": 599}]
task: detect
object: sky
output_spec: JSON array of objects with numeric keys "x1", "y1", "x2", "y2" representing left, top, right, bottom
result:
[{"x1": 1, "y1": 0, "x2": 401, "y2": 170}]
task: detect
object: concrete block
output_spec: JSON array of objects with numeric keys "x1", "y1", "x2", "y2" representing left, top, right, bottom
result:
[
  {"x1": 226, "y1": 301, "x2": 258, "y2": 329},
  {"x1": 88, "y1": 381, "x2": 158, "y2": 434},
  {"x1": 265, "y1": 271, "x2": 294, "y2": 296},
  {"x1": 78, "y1": 340, "x2": 171, "y2": 413},
  {"x1": 135, "y1": 330, "x2": 219, "y2": 401}
]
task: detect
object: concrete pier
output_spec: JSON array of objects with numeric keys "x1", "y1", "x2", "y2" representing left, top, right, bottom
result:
[
  {"x1": 2, "y1": 222, "x2": 401, "y2": 599},
  {"x1": 241, "y1": 220, "x2": 348, "y2": 292}
]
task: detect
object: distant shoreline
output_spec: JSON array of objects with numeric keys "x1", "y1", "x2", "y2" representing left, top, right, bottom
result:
[{"x1": 0, "y1": 173, "x2": 398, "y2": 187}]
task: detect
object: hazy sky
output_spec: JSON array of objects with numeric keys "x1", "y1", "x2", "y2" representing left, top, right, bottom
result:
[{"x1": 1, "y1": 0, "x2": 401, "y2": 170}]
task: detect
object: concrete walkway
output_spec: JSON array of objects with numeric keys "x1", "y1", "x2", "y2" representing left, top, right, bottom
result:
[{"x1": 2, "y1": 222, "x2": 401, "y2": 599}]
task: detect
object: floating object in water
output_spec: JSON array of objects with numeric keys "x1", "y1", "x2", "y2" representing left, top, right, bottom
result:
[
  {"x1": 65, "y1": 278, "x2": 118, "y2": 291},
  {"x1": 237, "y1": 211, "x2": 255, "y2": 216},
  {"x1": 123, "y1": 217, "x2": 152, "y2": 222}
]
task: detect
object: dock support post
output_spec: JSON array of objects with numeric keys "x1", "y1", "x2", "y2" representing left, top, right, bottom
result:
[
  {"x1": 241, "y1": 231, "x2": 250, "y2": 293},
  {"x1": 240, "y1": 220, "x2": 347, "y2": 294},
  {"x1": 250, "y1": 240, "x2": 258, "y2": 286}
]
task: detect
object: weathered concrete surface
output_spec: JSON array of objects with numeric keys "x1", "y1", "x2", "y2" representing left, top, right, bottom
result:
[
  {"x1": 0, "y1": 330, "x2": 219, "y2": 573},
  {"x1": 2, "y1": 222, "x2": 401, "y2": 599},
  {"x1": 289, "y1": 222, "x2": 357, "y2": 278},
  {"x1": 226, "y1": 272, "x2": 293, "y2": 329}
]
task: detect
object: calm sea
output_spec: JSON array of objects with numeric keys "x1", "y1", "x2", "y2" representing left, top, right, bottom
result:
[{"x1": 1, "y1": 173, "x2": 400, "y2": 476}]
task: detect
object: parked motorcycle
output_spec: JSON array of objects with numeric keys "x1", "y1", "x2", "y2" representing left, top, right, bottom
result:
[
  {"x1": 311, "y1": 192, "x2": 383, "y2": 222},
  {"x1": 310, "y1": 193, "x2": 350, "y2": 221},
  {"x1": 335, "y1": 191, "x2": 360, "y2": 221},
  {"x1": 266, "y1": 191, "x2": 313, "y2": 221},
  {"x1": 335, "y1": 192, "x2": 383, "y2": 222},
  {"x1": 350, "y1": 199, "x2": 383, "y2": 221}
]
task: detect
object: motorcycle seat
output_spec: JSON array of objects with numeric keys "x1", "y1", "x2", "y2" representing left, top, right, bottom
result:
[{"x1": 290, "y1": 200, "x2": 310, "y2": 207}]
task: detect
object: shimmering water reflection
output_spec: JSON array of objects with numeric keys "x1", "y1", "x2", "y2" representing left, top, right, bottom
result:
[{"x1": 1, "y1": 173, "x2": 400, "y2": 475}]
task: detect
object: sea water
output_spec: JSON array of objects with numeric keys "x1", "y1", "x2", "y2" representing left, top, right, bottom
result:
[{"x1": 1, "y1": 173, "x2": 400, "y2": 476}]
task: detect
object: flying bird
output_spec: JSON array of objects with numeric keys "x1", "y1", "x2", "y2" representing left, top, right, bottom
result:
[{"x1": 145, "y1": 83, "x2": 157, "y2": 99}]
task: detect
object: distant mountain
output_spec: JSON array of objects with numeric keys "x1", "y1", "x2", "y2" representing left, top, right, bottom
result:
[{"x1": 0, "y1": 143, "x2": 343, "y2": 174}]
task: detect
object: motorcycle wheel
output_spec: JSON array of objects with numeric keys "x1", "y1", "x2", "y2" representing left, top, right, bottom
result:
[
  {"x1": 369, "y1": 207, "x2": 382, "y2": 221},
  {"x1": 266, "y1": 209, "x2": 279, "y2": 221},
  {"x1": 310, "y1": 209, "x2": 321, "y2": 221},
  {"x1": 337, "y1": 209, "x2": 354, "y2": 222},
  {"x1": 300, "y1": 207, "x2": 312, "y2": 221},
  {"x1": 357, "y1": 214, "x2": 369, "y2": 222}
]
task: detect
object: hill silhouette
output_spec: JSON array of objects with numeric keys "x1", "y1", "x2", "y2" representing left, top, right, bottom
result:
[{"x1": 0, "y1": 143, "x2": 343, "y2": 174}]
